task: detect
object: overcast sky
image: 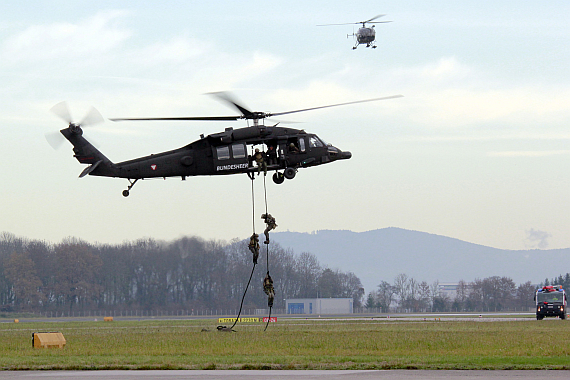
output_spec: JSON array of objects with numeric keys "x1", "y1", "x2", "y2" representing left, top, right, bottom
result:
[{"x1": 1, "y1": 0, "x2": 569, "y2": 250}]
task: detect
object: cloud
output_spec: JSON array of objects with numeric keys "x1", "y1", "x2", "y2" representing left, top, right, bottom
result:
[
  {"x1": 525, "y1": 228, "x2": 552, "y2": 249},
  {"x1": 1, "y1": 10, "x2": 132, "y2": 66},
  {"x1": 377, "y1": 57, "x2": 570, "y2": 134},
  {"x1": 487, "y1": 150, "x2": 570, "y2": 157}
]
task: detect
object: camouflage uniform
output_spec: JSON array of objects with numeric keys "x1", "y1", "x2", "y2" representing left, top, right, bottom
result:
[
  {"x1": 263, "y1": 272, "x2": 275, "y2": 308},
  {"x1": 248, "y1": 233, "x2": 260, "y2": 264},
  {"x1": 261, "y1": 213, "x2": 277, "y2": 244},
  {"x1": 254, "y1": 148, "x2": 267, "y2": 176}
]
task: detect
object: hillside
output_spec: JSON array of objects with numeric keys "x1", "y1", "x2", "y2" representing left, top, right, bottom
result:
[{"x1": 271, "y1": 228, "x2": 570, "y2": 292}]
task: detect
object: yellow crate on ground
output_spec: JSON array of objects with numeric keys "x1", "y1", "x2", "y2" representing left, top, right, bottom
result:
[{"x1": 32, "y1": 332, "x2": 66, "y2": 349}]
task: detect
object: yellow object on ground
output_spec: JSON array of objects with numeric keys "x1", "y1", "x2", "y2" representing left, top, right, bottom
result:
[
  {"x1": 32, "y1": 332, "x2": 66, "y2": 349},
  {"x1": 218, "y1": 317, "x2": 259, "y2": 323}
]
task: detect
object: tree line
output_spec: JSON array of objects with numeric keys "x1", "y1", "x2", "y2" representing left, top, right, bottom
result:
[
  {"x1": 3, "y1": 231, "x2": 566, "y2": 315},
  {"x1": 0, "y1": 232, "x2": 364, "y2": 313},
  {"x1": 540, "y1": 274, "x2": 570, "y2": 290},
  {"x1": 365, "y1": 273, "x2": 558, "y2": 313}
]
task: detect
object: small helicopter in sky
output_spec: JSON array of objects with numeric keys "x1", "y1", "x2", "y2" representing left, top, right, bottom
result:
[
  {"x1": 48, "y1": 92, "x2": 402, "y2": 197},
  {"x1": 318, "y1": 15, "x2": 392, "y2": 50}
]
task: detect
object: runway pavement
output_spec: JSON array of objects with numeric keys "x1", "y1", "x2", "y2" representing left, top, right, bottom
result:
[{"x1": 0, "y1": 371, "x2": 567, "y2": 380}]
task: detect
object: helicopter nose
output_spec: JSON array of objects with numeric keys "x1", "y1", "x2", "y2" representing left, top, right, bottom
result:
[{"x1": 340, "y1": 151, "x2": 352, "y2": 160}]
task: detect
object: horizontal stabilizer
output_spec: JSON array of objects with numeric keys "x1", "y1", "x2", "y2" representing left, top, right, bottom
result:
[{"x1": 79, "y1": 160, "x2": 102, "y2": 178}]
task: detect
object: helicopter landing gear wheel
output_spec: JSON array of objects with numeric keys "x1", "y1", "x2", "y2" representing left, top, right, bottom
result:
[
  {"x1": 122, "y1": 179, "x2": 138, "y2": 197},
  {"x1": 272, "y1": 172, "x2": 285, "y2": 184},
  {"x1": 284, "y1": 167, "x2": 296, "y2": 180}
]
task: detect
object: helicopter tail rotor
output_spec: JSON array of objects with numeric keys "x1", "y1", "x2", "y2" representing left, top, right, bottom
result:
[
  {"x1": 47, "y1": 102, "x2": 104, "y2": 149},
  {"x1": 50, "y1": 101, "x2": 73, "y2": 125},
  {"x1": 80, "y1": 106, "x2": 104, "y2": 127},
  {"x1": 45, "y1": 131, "x2": 66, "y2": 150}
]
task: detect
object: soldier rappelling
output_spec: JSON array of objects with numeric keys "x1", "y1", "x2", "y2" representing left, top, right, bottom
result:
[
  {"x1": 261, "y1": 213, "x2": 277, "y2": 244},
  {"x1": 248, "y1": 233, "x2": 260, "y2": 264},
  {"x1": 263, "y1": 272, "x2": 275, "y2": 308}
]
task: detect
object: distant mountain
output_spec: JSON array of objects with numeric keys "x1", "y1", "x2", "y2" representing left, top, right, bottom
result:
[{"x1": 271, "y1": 228, "x2": 570, "y2": 293}]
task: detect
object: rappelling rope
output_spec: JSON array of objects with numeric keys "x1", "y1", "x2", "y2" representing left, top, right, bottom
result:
[
  {"x1": 263, "y1": 174, "x2": 273, "y2": 332},
  {"x1": 227, "y1": 150, "x2": 274, "y2": 332},
  {"x1": 229, "y1": 260, "x2": 256, "y2": 331},
  {"x1": 226, "y1": 173, "x2": 258, "y2": 331},
  {"x1": 263, "y1": 174, "x2": 269, "y2": 272},
  {"x1": 251, "y1": 175, "x2": 256, "y2": 232}
]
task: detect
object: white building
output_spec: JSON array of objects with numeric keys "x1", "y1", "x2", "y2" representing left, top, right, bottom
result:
[
  {"x1": 285, "y1": 298, "x2": 353, "y2": 315},
  {"x1": 438, "y1": 282, "x2": 474, "y2": 300},
  {"x1": 438, "y1": 283, "x2": 460, "y2": 299}
]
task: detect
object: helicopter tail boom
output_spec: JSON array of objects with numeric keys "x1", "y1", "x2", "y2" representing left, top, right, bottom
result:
[{"x1": 60, "y1": 126, "x2": 117, "y2": 178}]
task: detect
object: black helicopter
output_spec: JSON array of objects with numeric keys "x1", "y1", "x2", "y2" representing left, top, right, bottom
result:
[
  {"x1": 318, "y1": 15, "x2": 392, "y2": 50},
  {"x1": 49, "y1": 92, "x2": 402, "y2": 197}
]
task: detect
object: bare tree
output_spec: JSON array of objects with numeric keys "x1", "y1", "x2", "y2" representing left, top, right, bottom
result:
[
  {"x1": 516, "y1": 281, "x2": 535, "y2": 310},
  {"x1": 296, "y1": 252, "x2": 321, "y2": 298},
  {"x1": 393, "y1": 273, "x2": 410, "y2": 311},
  {"x1": 4, "y1": 252, "x2": 44, "y2": 309},
  {"x1": 376, "y1": 281, "x2": 396, "y2": 312}
]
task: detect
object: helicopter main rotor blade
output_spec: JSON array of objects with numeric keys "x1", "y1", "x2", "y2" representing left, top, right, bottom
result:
[
  {"x1": 207, "y1": 91, "x2": 256, "y2": 119},
  {"x1": 269, "y1": 95, "x2": 403, "y2": 118},
  {"x1": 317, "y1": 22, "x2": 361, "y2": 26},
  {"x1": 110, "y1": 116, "x2": 241, "y2": 122},
  {"x1": 110, "y1": 94, "x2": 403, "y2": 123},
  {"x1": 364, "y1": 14, "x2": 386, "y2": 23},
  {"x1": 111, "y1": 91, "x2": 256, "y2": 122},
  {"x1": 50, "y1": 101, "x2": 73, "y2": 124},
  {"x1": 318, "y1": 15, "x2": 388, "y2": 26}
]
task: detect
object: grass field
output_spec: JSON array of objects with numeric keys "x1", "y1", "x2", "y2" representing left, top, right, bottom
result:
[{"x1": 0, "y1": 316, "x2": 568, "y2": 370}]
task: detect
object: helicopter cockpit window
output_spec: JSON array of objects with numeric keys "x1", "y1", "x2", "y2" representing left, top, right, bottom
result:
[
  {"x1": 232, "y1": 144, "x2": 246, "y2": 159},
  {"x1": 216, "y1": 146, "x2": 230, "y2": 160},
  {"x1": 309, "y1": 136, "x2": 324, "y2": 148},
  {"x1": 298, "y1": 138, "x2": 306, "y2": 152}
]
